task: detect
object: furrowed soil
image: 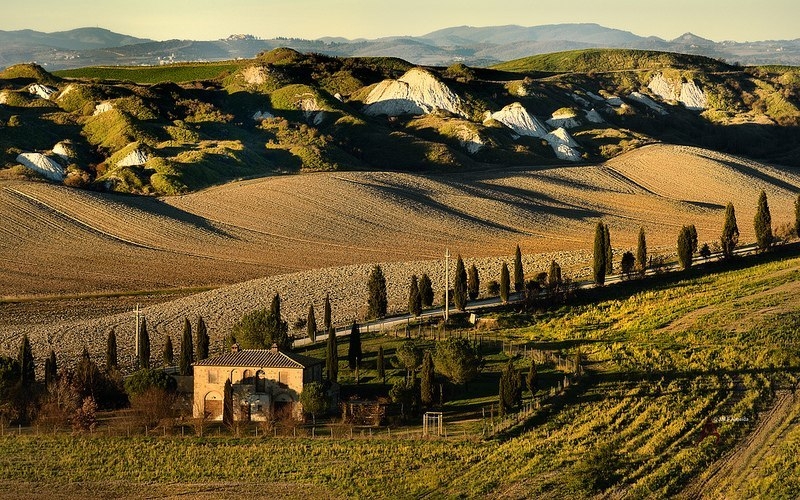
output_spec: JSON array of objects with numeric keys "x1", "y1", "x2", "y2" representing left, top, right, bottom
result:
[{"x1": 2, "y1": 144, "x2": 799, "y2": 366}]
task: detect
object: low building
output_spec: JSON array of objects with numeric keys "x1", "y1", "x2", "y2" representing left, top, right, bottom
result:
[{"x1": 193, "y1": 344, "x2": 323, "y2": 421}]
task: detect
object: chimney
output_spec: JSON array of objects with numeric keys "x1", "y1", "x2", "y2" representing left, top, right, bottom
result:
[
  {"x1": 231, "y1": 343, "x2": 240, "y2": 353},
  {"x1": 270, "y1": 343, "x2": 279, "y2": 353}
]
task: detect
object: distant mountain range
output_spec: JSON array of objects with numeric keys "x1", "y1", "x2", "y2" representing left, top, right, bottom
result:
[{"x1": 1, "y1": 24, "x2": 799, "y2": 70}]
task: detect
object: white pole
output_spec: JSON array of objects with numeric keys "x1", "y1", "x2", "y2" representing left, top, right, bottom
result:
[{"x1": 444, "y1": 248, "x2": 450, "y2": 322}]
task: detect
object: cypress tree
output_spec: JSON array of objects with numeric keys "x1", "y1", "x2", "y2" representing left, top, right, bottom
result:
[
  {"x1": 307, "y1": 304, "x2": 317, "y2": 343},
  {"x1": 138, "y1": 317, "x2": 150, "y2": 369},
  {"x1": 688, "y1": 224, "x2": 698, "y2": 254},
  {"x1": 270, "y1": 293, "x2": 282, "y2": 322},
  {"x1": 513, "y1": 245, "x2": 524, "y2": 292},
  {"x1": 677, "y1": 225, "x2": 694, "y2": 270},
  {"x1": 468, "y1": 264, "x2": 480, "y2": 301},
  {"x1": 106, "y1": 329, "x2": 117, "y2": 370},
  {"x1": 323, "y1": 293, "x2": 332, "y2": 332},
  {"x1": 419, "y1": 274, "x2": 434, "y2": 308},
  {"x1": 526, "y1": 360, "x2": 537, "y2": 394},
  {"x1": 420, "y1": 351, "x2": 435, "y2": 407},
  {"x1": 499, "y1": 359, "x2": 521, "y2": 415},
  {"x1": 163, "y1": 335, "x2": 174, "y2": 366},
  {"x1": 453, "y1": 255, "x2": 468, "y2": 311},
  {"x1": 604, "y1": 223, "x2": 612, "y2": 275},
  {"x1": 795, "y1": 194, "x2": 800, "y2": 238},
  {"x1": 593, "y1": 222, "x2": 607, "y2": 285},
  {"x1": 548, "y1": 260, "x2": 562, "y2": 291},
  {"x1": 348, "y1": 321, "x2": 361, "y2": 370},
  {"x1": 367, "y1": 265, "x2": 388, "y2": 319},
  {"x1": 721, "y1": 202, "x2": 740, "y2": 258},
  {"x1": 754, "y1": 190, "x2": 773, "y2": 251},
  {"x1": 326, "y1": 327, "x2": 338, "y2": 383},
  {"x1": 45, "y1": 349, "x2": 57, "y2": 387},
  {"x1": 377, "y1": 346, "x2": 386, "y2": 385},
  {"x1": 179, "y1": 317, "x2": 193, "y2": 376},
  {"x1": 408, "y1": 275, "x2": 422, "y2": 317},
  {"x1": 18, "y1": 334, "x2": 34, "y2": 385},
  {"x1": 636, "y1": 227, "x2": 647, "y2": 277},
  {"x1": 196, "y1": 316, "x2": 209, "y2": 361},
  {"x1": 223, "y1": 379, "x2": 234, "y2": 427},
  {"x1": 500, "y1": 262, "x2": 510, "y2": 303}
]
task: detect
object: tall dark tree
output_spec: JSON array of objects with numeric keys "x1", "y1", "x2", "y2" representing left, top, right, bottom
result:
[
  {"x1": 105, "y1": 329, "x2": 117, "y2": 371},
  {"x1": 419, "y1": 273, "x2": 434, "y2": 308},
  {"x1": 17, "y1": 334, "x2": 34, "y2": 386},
  {"x1": 499, "y1": 262, "x2": 510, "y2": 303},
  {"x1": 636, "y1": 227, "x2": 647, "y2": 278},
  {"x1": 499, "y1": 359, "x2": 522, "y2": 415},
  {"x1": 593, "y1": 222, "x2": 607, "y2": 285},
  {"x1": 467, "y1": 264, "x2": 480, "y2": 301},
  {"x1": 721, "y1": 202, "x2": 740, "y2": 258},
  {"x1": 754, "y1": 190, "x2": 773, "y2": 251},
  {"x1": 548, "y1": 260, "x2": 562, "y2": 291},
  {"x1": 323, "y1": 293, "x2": 332, "y2": 332},
  {"x1": 513, "y1": 245, "x2": 524, "y2": 292},
  {"x1": 453, "y1": 255, "x2": 468, "y2": 311},
  {"x1": 377, "y1": 346, "x2": 386, "y2": 385},
  {"x1": 326, "y1": 327, "x2": 338, "y2": 383},
  {"x1": 307, "y1": 304, "x2": 317, "y2": 343},
  {"x1": 196, "y1": 316, "x2": 209, "y2": 361},
  {"x1": 526, "y1": 360, "x2": 537, "y2": 394},
  {"x1": 620, "y1": 251, "x2": 635, "y2": 279},
  {"x1": 688, "y1": 224, "x2": 699, "y2": 254},
  {"x1": 795, "y1": 194, "x2": 800, "y2": 238},
  {"x1": 677, "y1": 225, "x2": 694, "y2": 270},
  {"x1": 223, "y1": 379, "x2": 234, "y2": 427},
  {"x1": 163, "y1": 335, "x2": 174, "y2": 366},
  {"x1": 179, "y1": 317, "x2": 193, "y2": 376},
  {"x1": 367, "y1": 265, "x2": 388, "y2": 319},
  {"x1": 137, "y1": 317, "x2": 150, "y2": 369},
  {"x1": 270, "y1": 293, "x2": 282, "y2": 322},
  {"x1": 420, "y1": 351, "x2": 435, "y2": 407},
  {"x1": 348, "y1": 321, "x2": 362, "y2": 370},
  {"x1": 603, "y1": 223, "x2": 613, "y2": 275},
  {"x1": 44, "y1": 349, "x2": 57, "y2": 388},
  {"x1": 408, "y1": 275, "x2": 422, "y2": 317}
]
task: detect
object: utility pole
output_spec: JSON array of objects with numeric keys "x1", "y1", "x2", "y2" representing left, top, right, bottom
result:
[{"x1": 444, "y1": 248, "x2": 450, "y2": 322}]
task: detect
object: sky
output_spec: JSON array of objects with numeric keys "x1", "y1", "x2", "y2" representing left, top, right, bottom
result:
[{"x1": 2, "y1": 0, "x2": 799, "y2": 42}]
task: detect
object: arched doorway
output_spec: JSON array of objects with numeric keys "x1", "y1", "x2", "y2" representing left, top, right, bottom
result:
[{"x1": 204, "y1": 391, "x2": 223, "y2": 420}]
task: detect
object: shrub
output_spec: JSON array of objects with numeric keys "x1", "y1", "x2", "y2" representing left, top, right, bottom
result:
[
  {"x1": 434, "y1": 338, "x2": 479, "y2": 385},
  {"x1": 124, "y1": 368, "x2": 177, "y2": 398}
]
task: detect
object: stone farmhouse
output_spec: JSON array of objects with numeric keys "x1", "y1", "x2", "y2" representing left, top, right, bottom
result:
[{"x1": 193, "y1": 344, "x2": 323, "y2": 421}]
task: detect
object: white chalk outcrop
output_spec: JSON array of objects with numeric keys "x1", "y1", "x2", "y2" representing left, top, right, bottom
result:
[
  {"x1": 648, "y1": 73, "x2": 707, "y2": 110},
  {"x1": 545, "y1": 128, "x2": 581, "y2": 162},
  {"x1": 546, "y1": 109, "x2": 581, "y2": 129},
  {"x1": 0, "y1": 91, "x2": 8, "y2": 105},
  {"x1": 628, "y1": 92, "x2": 667, "y2": 115},
  {"x1": 93, "y1": 101, "x2": 114, "y2": 115},
  {"x1": 16, "y1": 153, "x2": 65, "y2": 181},
  {"x1": 242, "y1": 66, "x2": 270, "y2": 86},
  {"x1": 295, "y1": 94, "x2": 326, "y2": 125},
  {"x1": 454, "y1": 126, "x2": 484, "y2": 154},
  {"x1": 52, "y1": 142, "x2": 77, "y2": 161},
  {"x1": 489, "y1": 102, "x2": 548, "y2": 138},
  {"x1": 252, "y1": 110, "x2": 274, "y2": 120},
  {"x1": 117, "y1": 148, "x2": 150, "y2": 167},
  {"x1": 28, "y1": 84, "x2": 57, "y2": 100},
  {"x1": 363, "y1": 68, "x2": 466, "y2": 118}
]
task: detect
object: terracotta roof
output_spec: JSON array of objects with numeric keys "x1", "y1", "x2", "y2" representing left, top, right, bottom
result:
[{"x1": 194, "y1": 349, "x2": 322, "y2": 369}]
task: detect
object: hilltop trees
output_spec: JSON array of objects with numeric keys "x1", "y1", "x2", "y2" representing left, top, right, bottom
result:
[
  {"x1": 500, "y1": 262, "x2": 510, "y2": 303},
  {"x1": 196, "y1": 316, "x2": 209, "y2": 361},
  {"x1": 326, "y1": 328, "x2": 338, "y2": 383},
  {"x1": 231, "y1": 294, "x2": 290, "y2": 349},
  {"x1": 307, "y1": 304, "x2": 317, "y2": 343},
  {"x1": 453, "y1": 255, "x2": 468, "y2": 311},
  {"x1": 593, "y1": 222, "x2": 607, "y2": 285},
  {"x1": 367, "y1": 265, "x2": 388, "y2": 319},
  {"x1": 636, "y1": 227, "x2": 647, "y2": 277},
  {"x1": 721, "y1": 202, "x2": 740, "y2": 258},
  {"x1": 105, "y1": 330, "x2": 117, "y2": 371},
  {"x1": 514, "y1": 245, "x2": 524, "y2": 292},
  {"x1": 408, "y1": 275, "x2": 422, "y2": 317},
  {"x1": 347, "y1": 321, "x2": 361, "y2": 370},
  {"x1": 419, "y1": 273, "x2": 434, "y2": 308},
  {"x1": 179, "y1": 318, "x2": 193, "y2": 376},
  {"x1": 754, "y1": 190, "x2": 773, "y2": 251},
  {"x1": 468, "y1": 264, "x2": 480, "y2": 301},
  {"x1": 677, "y1": 225, "x2": 695, "y2": 270}
]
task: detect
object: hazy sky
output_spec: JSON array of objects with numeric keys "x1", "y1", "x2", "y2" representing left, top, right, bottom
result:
[{"x1": 3, "y1": 0, "x2": 798, "y2": 42}]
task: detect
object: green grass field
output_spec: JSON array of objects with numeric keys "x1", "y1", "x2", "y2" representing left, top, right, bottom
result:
[{"x1": 54, "y1": 62, "x2": 245, "y2": 84}]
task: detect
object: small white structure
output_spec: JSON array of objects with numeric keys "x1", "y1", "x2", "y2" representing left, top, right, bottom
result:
[{"x1": 423, "y1": 411, "x2": 444, "y2": 437}]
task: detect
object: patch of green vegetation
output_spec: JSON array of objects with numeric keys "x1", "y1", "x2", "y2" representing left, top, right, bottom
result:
[
  {"x1": 493, "y1": 49, "x2": 732, "y2": 74},
  {"x1": 55, "y1": 83, "x2": 103, "y2": 114},
  {"x1": 0, "y1": 90, "x2": 57, "y2": 108},
  {"x1": 82, "y1": 109, "x2": 161, "y2": 152},
  {"x1": 54, "y1": 62, "x2": 245, "y2": 84},
  {"x1": 0, "y1": 63, "x2": 60, "y2": 84}
]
